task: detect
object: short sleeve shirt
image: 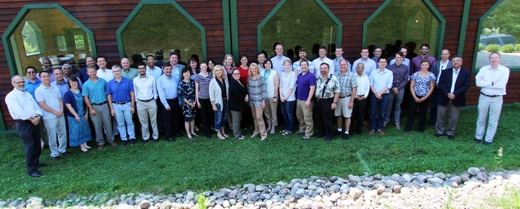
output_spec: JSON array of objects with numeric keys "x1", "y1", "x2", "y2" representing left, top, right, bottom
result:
[{"x1": 411, "y1": 72, "x2": 436, "y2": 97}]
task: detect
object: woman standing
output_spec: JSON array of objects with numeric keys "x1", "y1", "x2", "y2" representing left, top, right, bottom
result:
[
  {"x1": 63, "y1": 77, "x2": 92, "y2": 152},
  {"x1": 228, "y1": 69, "x2": 249, "y2": 139},
  {"x1": 179, "y1": 68, "x2": 198, "y2": 140},
  {"x1": 279, "y1": 59, "x2": 297, "y2": 135},
  {"x1": 223, "y1": 54, "x2": 236, "y2": 78},
  {"x1": 403, "y1": 59, "x2": 436, "y2": 133},
  {"x1": 237, "y1": 54, "x2": 250, "y2": 85},
  {"x1": 195, "y1": 61, "x2": 213, "y2": 139},
  {"x1": 262, "y1": 59, "x2": 279, "y2": 134},
  {"x1": 208, "y1": 59, "x2": 216, "y2": 72},
  {"x1": 209, "y1": 65, "x2": 230, "y2": 140},
  {"x1": 248, "y1": 63, "x2": 268, "y2": 140},
  {"x1": 188, "y1": 57, "x2": 200, "y2": 81}
]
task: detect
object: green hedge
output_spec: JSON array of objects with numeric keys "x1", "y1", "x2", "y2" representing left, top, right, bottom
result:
[
  {"x1": 486, "y1": 44, "x2": 500, "y2": 53},
  {"x1": 501, "y1": 44, "x2": 515, "y2": 53}
]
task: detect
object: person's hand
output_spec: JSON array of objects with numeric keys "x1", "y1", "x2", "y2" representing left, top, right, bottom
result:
[
  {"x1": 348, "y1": 102, "x2": 354, "y2": 109},
  {"x1": 197, "y1": 102, "x2": 201, "y2": 109},
  {"x1": 393, "y1": 88, "x2": 399, "y2": 94},
  {"x1": 212, "y1": 106, "x2": 217, "y2": 112},
  {"x1": 111, "y1": 109, "x2": 115, "y2": 117},
  {"x1": 55, "y1": 111, "x2": 62, "y2": 117},
  {"x1": 331, "y1": 103, "x2": 337, "y2": 110},
  {"x1": 84, "y1": 113, "x2": 89, "y2": 120},
  {"x1": 414, "y1": 97, "x2": 421, "y2": 103},
  {"x1": 30, "y1": 116, "x2": 40, "y2": 126},
  {"x1": 75, "y1": 115, "x2": 80, "y2": 122},
  {"x1": 131, "y1": 106, "x2": 135, "y2": 114},
  {"x1": 273, "y1": 98, "x2": 277, "y2": 103},
  {"x1": 261, "y1": 101, "x2": 266, "y2": 109},
  {"x1": 305, "y1": 100, "x2": 311, "y2": 108},
  {"x1": 448, "y1": 93, "x2": 456, "y2": 100},
  {"x1": 90, "y1": 108, "x2": 96, "y2": 115},
  {"x1": 165, "y1": 107, "x2": 171, "y2": 111}
]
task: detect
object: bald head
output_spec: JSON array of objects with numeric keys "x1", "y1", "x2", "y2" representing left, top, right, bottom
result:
[{"x1": 121, "y1": 58, "x2": 131, "y2": 70}]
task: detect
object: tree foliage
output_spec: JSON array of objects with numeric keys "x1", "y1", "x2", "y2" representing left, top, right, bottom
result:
[{"x1": 482, "y1": 0, "x2": 520, "y2": 40}]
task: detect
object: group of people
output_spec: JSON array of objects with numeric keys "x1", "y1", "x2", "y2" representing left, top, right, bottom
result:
[{"x1": 5, "y1": 42, "x2": 510, "y2": 178}]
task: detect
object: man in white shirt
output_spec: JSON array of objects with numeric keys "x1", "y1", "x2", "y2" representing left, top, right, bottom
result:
[
  {"x1": 270, "y1": 42, "x2": 291, "y2": 75},
  {"x1": 96, "y1": 56, "x2": 114, "y2": 82},
  {"x1": 5, "y1": 75, "x2": 45, "y2": 177},
  {"x1": 474, "y1": 52, "x2": 510, "y2": 145},
  {"x1": 350, "y1": 63, "x2": 370, "y2": 135},
  {"x1": 312, "y1": 46, "x2": 335, "y2": 78},
  {"x1": 352, "y1": 48, "x2": 377, "y2": 76},
  {"x1": 133, "y1": 63, "x2": 159, "y2": 142}
]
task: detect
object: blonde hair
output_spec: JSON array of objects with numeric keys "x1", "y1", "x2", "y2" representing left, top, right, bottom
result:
[
  {"x1": 283, "y1": 59, "x2": 292, "y2": 65},
  {"x1": 223, "y1": 54, "x2": 235, "y2": 67},
  {"x1": 213, "y1": 65, "x2": 225, "y2": 79},
  {"x1": 248, "y1": 63, "x2": 259, "y2": 77}
]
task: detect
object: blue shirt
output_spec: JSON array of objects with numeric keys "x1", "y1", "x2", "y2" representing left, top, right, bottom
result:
[
  {"x1": 24, "y1": 79, "x2": 41, "y2": 100},
  {"x1": 82, "y1": 78, "x2": 108, "y2": 104},
  {"x1": 51, "y1": 80, "x2": 70, "y2": 98},
  {"x1": 156, "y1": 74, "x2": 179, "y2": 109},
  {"x1": 106, "y1": 77, "x2": 134, "y2": 102},
  {"x1": 35, "y1": 84, "x2": 62, "y2": 119},
  {"x1": 296, "y1": 71, "x2": 316, "y2": 101},
  {"x1": 293, "y1": 60, "x2": 316, "y2": 75},
  {"x1": 146, "y1": 66, "x2": 163, "y2": 82},
  {"x1": 333, "y1": 57, "x2": 351, "y2": 74},
  {"x1": 352, "y1": 58, "x2": 377, "y2": 77},
  {"x1": 171, "y1": 64, "x2": 185, "y2": 84},
  {"x1": 369, "y1": 68, "x2": 393, "y2": 94},
  {"x1": 270, "y1": 55, "x2": 291, "y2": 75}
]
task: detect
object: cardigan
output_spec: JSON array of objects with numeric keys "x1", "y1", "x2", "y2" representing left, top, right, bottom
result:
[{"x1": 209, "y1": 77, "x2": 229, "y2": 111}]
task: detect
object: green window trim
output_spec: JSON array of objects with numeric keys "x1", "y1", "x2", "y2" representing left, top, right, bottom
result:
[
  {"x1": 22, "y1": 20, "x2": 46, "y2": 56},
  {"x1": 256, "y1": 0, "x2": 343, "y2": 53},
  {"x1": 362, "y1": 0, "x2": 446, "y2": 59},
  {"x1": 457, "y1": 0, "x2": 471, "y2": 56},
  {"x1": 116, "y1": 0, "x2": 207, "y2": 61}
]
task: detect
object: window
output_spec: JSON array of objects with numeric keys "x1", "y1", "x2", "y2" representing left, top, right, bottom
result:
[
  {"x1": 74, "y1": 34, "x2": 85, "y2": 50},
  {"x1": 21, "y1": 21, "x2": 45, "y2": 56},
  {"x1": 55, "y1": 35, "x2": 67, "y2": 51}
]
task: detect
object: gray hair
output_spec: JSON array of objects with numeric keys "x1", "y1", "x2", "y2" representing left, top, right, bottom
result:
[
  {"x1": 62, "y1": 64, "x2": 72, "y2": 70},
  {"x1": 112, "y1": 65, "x2": 122, "y2": 70}
]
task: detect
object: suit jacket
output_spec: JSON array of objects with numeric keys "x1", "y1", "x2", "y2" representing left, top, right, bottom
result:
[
  {"x1": 436, "y1": 67, "x2": 470, "y2": 107},
  {"x1": 431, "y1": 60, "x2": 452, "y2": 80}
]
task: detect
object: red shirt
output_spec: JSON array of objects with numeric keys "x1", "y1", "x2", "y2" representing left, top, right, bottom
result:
[{"x1": 238, "y1": 66, "x2": 249, "y2": 86}]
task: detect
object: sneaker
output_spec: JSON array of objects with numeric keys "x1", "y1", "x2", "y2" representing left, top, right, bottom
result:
[
  {"x1": 301, "y1": 136, "x2": 311, "y2": 140},
  {"x1": 294, "y1": 131, "x2": 305, "y2": 135},
  {"x1": 395, "y1": 124, "x2": 401, "y2": 130},
  {"x1": 483, "y1": 141, "x2": 492, "y2": 145},
  {"x1": 342, "y1": 133, "x2": 350, "y2": 140}
]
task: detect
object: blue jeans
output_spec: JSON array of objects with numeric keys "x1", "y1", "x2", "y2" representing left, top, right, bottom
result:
[
  {"x1": 385, "y1": 88, "x2": 404, "y2": 125},
  {"x1": 114, "y1": 102, "x2": 135, "y2": 140},
  {"x1": 214, "y1": 101, "x2": 228, "y2": 132},
  {"x1": 370, "y1": 93, "x2": 389, "y2": 131},
  {"x1": 280, "y1": 100, "x2": 296, "y2": 132}
]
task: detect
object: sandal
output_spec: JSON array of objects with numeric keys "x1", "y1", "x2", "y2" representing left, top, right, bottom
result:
[
  {"x1": 222, "y1": 133, "x2": 229, "y2": 138},
  {"x1": 217, "y1": 134, "x2": 226, "y2": 140},
  {"x1": 282, "y1": 130, "x2": 292, "y2": 136}
]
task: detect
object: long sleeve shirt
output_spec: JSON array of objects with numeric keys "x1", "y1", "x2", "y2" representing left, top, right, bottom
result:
[
  {"x1": 351, "y1": 58, "x2": 377, "y2": 77},
  {"x1": 388, "y1": 63, "x2": 409, "y2": 90},
  {"x1": 133, "y1": 75, "x2": 157, "y2": 101},
  {"x1": 355, "y1": 74, "x2": 370, "y2": 97},
  {"x1": 5, "y1": 88, "x2": 42, "y2": 120},
  {"x1": 156, "y1": 74, "x2": 179, "y2": 108},
  {"x1": 475, "y1": 64, "x2": 510, "y2": 95},
  {"x1": 369, "y1": 69, "x2": 393, "y2": 94}
]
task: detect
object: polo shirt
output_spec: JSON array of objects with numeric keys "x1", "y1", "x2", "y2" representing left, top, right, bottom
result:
[
  {"x1": 82, "y1": 78, "x2": 108, "y2": 104},
  {"x1": 106, "y1": 77, "x2": 134, "y2": 103},
  {"x1": 122, "y1": 67, "x2": 139, "y2": 80},
  {"x1": 296, "y1": 71, "x2": 316, "y2": 101},
  {"x1": 35, "y1": 84, "x2": 62, "y2": 119},
  {"x1": 24, "y1": 79, "x2": 41, "y2": 99}
]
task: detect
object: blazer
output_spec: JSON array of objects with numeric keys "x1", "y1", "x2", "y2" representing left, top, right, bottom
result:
[
  {"x1": 436, "y1": 67, "x2": 471, "y2": 107},
  {"x1": 430, "y1": 60, "x2": 452, "y2": 80},
  {"x1": 209, "y1": 77, "x2": 229, "y2": 111},
  {"x1": 228, "y1": 78, "x2": 248, "y2": 112}
]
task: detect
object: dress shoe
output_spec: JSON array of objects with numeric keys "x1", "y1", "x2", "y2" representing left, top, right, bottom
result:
[
  {"x1": 474, "y1": 138, "x2": 482, "y2": 143},
  {"x1": 324, "y1": 137, "x2": 332, "y2": 142},
  {"x1": 342, "y1": 133, "x2": 350, "y2": 140},
  {"x1": 110, "y1": 142, "x2": 117, "y2": 146},
  {"x1": 378, "y1": 130, "x2": 385, "y2": 135},
  {"x1": 122, "y1": 141, "x2": 128, "y2": 146},
  {"x1": 153, "y1": 139, "x2": 159, "y2": 143},
  {"x1": 335, "y1": 130, "x2": 343, "y2": 135},
  {"x1": 28, "y1": 172, "x2": 43, "y2": 178},
  {"x1": 403, "y1": 128, "x2": 411, "y2": 133},
  {"x1": 97, "y1": 145, "x2": 104, "y2": 150},
  {"x1": 434, "y1": 133, "x2": 445, "y2": 137},
  {"x1": 37, "y1": 163, "x2": 48, "y2": 167},
  {"x1": 314, "y1": 134, "x2": 324, "y2": 138},
  {"x1": 447, "y1": 135, "x2": 454, "y2": 140},
  {"x1": 429, "y1": 121, "x2": 436, "y2": 125},
  {"x1": 166, "y1": 137, "x2": 175, "y2": 142},
  {"x1": 173, "y1": 133, "x2": 183, "y2": 137},
  {"x1": 52, "y1": 156, "x2": 60, "y2": 162},
  {"x1": 368, "y1": 130, "x2": 375, "y2": 135},
  {"x1": 61, "y1": 152, "x2": 72, "y2": 156},
  {"x1": 483, "y1": 141, "x2": 492, "y2": 145},
  {"x1": 294, "y1": 131, "x2": 305, "y2": 135},
  {"x1": 130, "y1": 139, "x2": 137, "y2": 145},
  {"x1": 301, "y1": 136, "x2": 311, "y2": 140},
  {"x1": 143, "y1": 140, "x2": 149, "y2": 144}
]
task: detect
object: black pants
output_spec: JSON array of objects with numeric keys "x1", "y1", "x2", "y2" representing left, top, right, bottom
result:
[
  {"x1": 198, "y1": 98, "x2": 213, "y2": 138},
  {"x1": 405, "y1": 96, "x2": 430, "y2": 132},
  {"x1": 430, "y1": 88, "x2": 439, "y2": 123},
  {"x1": 315, "y1": 98, "x2": 334, "y2": 138},
  {"x1": 350, "y1": 98, "x2": 367, "y2": 134},
  {"x1": 15, "y1": 120, "x2": 41, "y2": 174},
  {"x1": 160, "y1": 98, "x2": 180, "y2": 138}
]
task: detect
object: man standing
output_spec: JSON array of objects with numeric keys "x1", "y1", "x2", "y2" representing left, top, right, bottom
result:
[
  {"x1": 370, "y1": 46, "x2": 383, "y2": 63},
  {"x1": 270, "y1": 42, "x2": 291, "y2": 75},
  {"x1": 295, "y1": 60, "x2": 316, "y2": 140},
  {"x1": 389, "y1": 46, "x2": 411, "y2": 72},
  {"x1": 62, "y1": 64, "x2": 83, "y2": 88},
  {"x1": 35, "y1": 71, "x2": 68, "y2": 162},
  {"x1": 293, "y1": 48, "x2": 315, "y2": 74},
  {"x1": 80, "y1": 56, "x2": 97, "y2": 83},
  {"x1": 133, "y1": 63, "x2": 159, "y2": 143},
  {"x1": 475, "y1": 52, "x2": 510, "y2": 145},
  {"x1": 352, "y1": 48, "x2": 377, "y2": 76},
  {"x1": 435, "y1": 55, "x2": 470, "y2": 140},
  {"x1": 146, "y1": 55, "x2": 162, "y2": 81},
  {"x1": 37, "y1": 58, "x2": 55, "y2": 82},
  {"x1": 410, "y1": 43, "x2": 436, "y2": 75},
  {"x1": 157, "y1": 63, "x2": 180, "y2": 142},
  {"x1": 312, "y1": 46, "x2": 335, "y2": 78},
  {"x1": 121, "y1": 58, "x2": 138, "y2": 80},
  {"x1": 107, "y1": 65, "x2": 136, "y2": 146},
  {"x1": 314, "y1": 63, "x2": 340, "y2": 141},
  {"x1": 96, "y1": 56, "x2": 114, "y2": 82},
  {"x1": 6, "y1": 75, "x2": 45, "y2": 177},
  {"x1": 335, "y1": 59, "x2": 357, "y2": 140},
  {"x1": 51, "y1": 69, "x2": 69, "y2": 97},
  {"x1": 369, "y1": 58, "x2": 393, "y2": 135},
  {"x1": 83, "y1": 66, "x2": 116, "y2": 150},
  {"x1": 430, "y1": 49, "x2": 452, "y2": 125},
  {"x1": 169, "y1": 52, "x2": 186, "y2": 83},
  {"x1": 384, "y1": 52, "x2": 409, "y2": 130},
  {"x1": 333, "y1": 46, "x2": 351, "y2": 74},
  {"x1": 24, "y1": 66, "x2": 41, "y2": 99},
  {"x1": 350, "y1": 63, "x2": 370, "y2": 135}
]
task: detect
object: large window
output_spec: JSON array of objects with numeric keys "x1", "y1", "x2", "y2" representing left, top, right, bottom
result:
[
  {"x1": 21, "y1": 21, "x2": 45, "y2": 56},
  {"x1": 55, "y1": 35, "x2": 67, "y2": 52},
  {"x1": 475, "y1": 0, "x2": 520, "y2": 70}
]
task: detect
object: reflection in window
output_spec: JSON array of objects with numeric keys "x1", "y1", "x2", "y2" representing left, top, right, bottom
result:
[
  {"x1": 367, "y1": 0, "x2": 440, "y2": 59},
  {"x1": 121, "y1": 4, "x2": 203, "y2": 64},
  {"x1": 74, "y1": 34, "x2": 85, "y2": 50},
  {"x1": 477, "y1": 0, "x2": 520, "y2": 70},
  {"x1": 56, "y1": 35, "x2": 67, "y2": 52},
  {"x1": 261, "y1": 0, "x2": 337, "y2": 60},
  {"x1": 22, "y1": 21, "x2": 44, "y2": 56}
]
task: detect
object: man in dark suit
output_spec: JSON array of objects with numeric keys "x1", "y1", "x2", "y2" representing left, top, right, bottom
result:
[
  {"x1": 434, "y1": 55, "x2": 470, "y2": 140},
  {"x1": 429, "y1": 49, "x2": 452, "y2": 125}
]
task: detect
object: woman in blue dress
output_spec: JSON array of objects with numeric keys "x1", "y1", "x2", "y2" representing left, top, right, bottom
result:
[
  {"x1": 63, "y1": 77, "x2": 92, "y2": 152},
  {"x1": 178, "y1": 68, "x2": 197, "y2": 140}
]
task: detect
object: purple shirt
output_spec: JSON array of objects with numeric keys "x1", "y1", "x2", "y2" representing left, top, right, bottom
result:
[
  {"x1": 410, "y1": 55, "x2": 436, "y2": 76},
  {"x1": 296, "y1": 71, "x2": 316, "y2": 101}
]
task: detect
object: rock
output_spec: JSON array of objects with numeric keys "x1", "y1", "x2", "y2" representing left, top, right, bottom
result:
[
  {"x1": 450, "y1": 176, "x2": 462, "y2": 184},
  {"x1": 385, "y1": 180, "x2": 397, "y2": 187},
  {"x1": 285, "y1": 195, "x2": 296, "y2": 204},
  {"x1": 203, "y1": 191, "x2": 212, "y2": 196},
  {"x1": 393, "y1": 185, "x2": 401, "y2": 193},
  {"x1": 349, "y1": 176, "x2": 362, "y2": 182},
  {"x1": 349, "y1": 188, "x2": 362, "y2": 200},
  {"x1": 401, "y1": 187, "x2": 410, "y2": 197},
  {"x1": 507, "y1": 174, "x2": 520, "y2": 184},
  {"x1": 377, "y1": 186, "x2": 385, "y2": 195},
  {"x1": 329, "y1": 193, "x2": 341, "y2": 202},
  {"x1": 247, "y1": 193, "x2": 258, "y2": 202},
  {"x1": 427, "y1": 177, "x2": 443, "y2": 184},
  {"x1": 229, "y1": 199, "x2": 236, "y2": 205},
  {"x1": 308, "y1": 185, "x2": 317, "y2": 190},
  {"x1": 402, "y1": 174, "x2": 412, "y2": 182},
  {"x1": 186, "y1": 191, "x2": 195, "y2": 200},
  {"x1": 0, "y1": 201, "x2": 7, "y2": 207},
  {"x1": 327, "y1": 184, "x2": 340, "y2": 193},
  {"x1": 373, "y1": 174, "x2": 382, "y2": 180},
  {"x1": 468, "y1": 167, "x2": 480, "y2": 176},
  {"x1": 106, "y1": 199, "x2": 114, "y2": 206},
  {"x1": 228, "y1": 190, "x2": 238, "y2": 198},
  {"x1": 255, "y1": 202, "x2": 267, "y2": 207},
  {"x1": 139, "y1": 200, "x2": 150, "y2": 209},
  {"x1": 30, "y1": 197, "x2": 43, "y2": 206},
  {"x1": 255, "y1": 184, "x2": 266, "y2": 192},
  {"x1": 461, "y1": 173, "x2": 470, "y2": 182},
  {"x1": 426, "y1": 170, "x2": 434, "y2": 175},
  {"x1": 477, "y1": 172, "x2": 489, "y2": 183}
]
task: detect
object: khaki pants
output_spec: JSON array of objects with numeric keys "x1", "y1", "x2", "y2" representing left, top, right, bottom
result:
[
  {"x1": 296, "y1": 100, "x2": 314, "y2": 137},
  {"x1": 263, "y1": 98, "x2": 278, "y2": 128},
  {"x1": 250, "y1": 106, "x2": 267, "y2": 138}
]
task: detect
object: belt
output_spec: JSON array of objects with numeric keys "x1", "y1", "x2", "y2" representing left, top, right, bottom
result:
[
  {"x1": 357, "y1": 95, "x2": 364, "y2": 97},
  {"x1": 166, "y1": 97, "x2": 178, "y2": 101},
  {"x1": 222, "y1": 97, "x2": 227, "y2": 101},
  {"x1": 113, "y1": 101, "x2": 130, "y2": 105},
  {"x1": 339, "y1": 94, "x2": 352, "y2": 98},
  {"x1": 91, "y1": 101, "x2": 107, "y2": 106},
  {"x1": 317, "y1": 98, "x2": 333, "y2": 101},
  {"x1": 138, "y1": 98, "x2": 154, "y2": 102},
  {"x1": 382, "y1": 93, "x2": 389, "y2": 96},
  {"x1": 481, "y1": 92, "x2": 500, "y2": 98}
]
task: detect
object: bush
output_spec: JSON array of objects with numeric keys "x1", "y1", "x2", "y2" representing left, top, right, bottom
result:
[
  {"x1": 479, "y1": 43, "x2": 483, "y2": 51},
  {"x1": 515, "y1": 44, "x2": 520, "y2": 52},
  {"x1": 501, "y1": 44, "x2": 515, "y2": 53},
  {"x1": 486, "y1": 44, "x2": 500, "y2": 53}
]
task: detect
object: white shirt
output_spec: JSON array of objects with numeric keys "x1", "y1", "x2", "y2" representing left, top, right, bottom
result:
[
  {"x1": 437, "y1": 60, "x2": 449, "y2": 84},
  {"x1": 450, "y1": 68, "x2": 460, "y2": 93},
  {"x1": 352, "y1": 58, "x2": 377, "y2": 77},
  {"x1": 97, "y1": 68, "x2": 114, "y2": 82},
  {"x1": 133, "y1": 75, "x2": 157, "y2": 101},
  {"x1": 5, "y1": 88, "x2": 42, "y2": 120},
  {"x1": 355, "y1": 73, "x2": 370, "y2": 97},
  {"x1": 475, "y1": 64, "x2": 510, "y2": 95},
  {"x1": 312, "y1": 57, "x2": 334, "y2": 78}
]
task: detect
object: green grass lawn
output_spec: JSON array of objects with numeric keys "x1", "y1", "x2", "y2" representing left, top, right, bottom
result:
[{"x1": 0, "y1": 103, "x2": 519, "y2": 200}]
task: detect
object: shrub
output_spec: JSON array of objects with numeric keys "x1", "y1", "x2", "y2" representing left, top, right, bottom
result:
[
  {"x1": 501, "y1": 44, "x2": 515, "y2": 53},
  {"x1": 479, "y1": 43, "x2": 483, "y2": 51},
  {"x1": 516, "y1": 44, "x2": 520, "y2": 52},
  {"x1": 486, "y1": 44, "x2": 500, "y2": 53}
]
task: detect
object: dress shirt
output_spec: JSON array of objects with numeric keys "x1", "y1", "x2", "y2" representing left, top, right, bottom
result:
[
  {"x1": 389, "y1": 58, "x2": 411, "y2": 72},
  {"x1": 24, "y1": 79, "x2": 41, "y2": 99},
  {"x1": 410, "y1": 55, "x2": 436, "y2": 75},
  {"x1": 437, "y1": 60, "x2": 450, "y2": 83},
  {"x1": 369, "y1": 69, "x2": 393, "y2": 94},
  {"x1": 156, "y1": 74, "x2": 179, "y2": 109},
  {"x1": 315, "y1": 74, "x2": 340, "y2": 99},
  {"x1": 475, "y1": 64, "x2": 510, "y2": 95},
  {"x1": 270, "y1": 55, "x2": 291, "y2": 75},
  {"x1": 333, "y1": 57, "x2": 351, "y2": 74},
  {"x1": 35, "y1": 84, "x2": 62, "y2": 119},
  {"x1": 146, "y1": 66, "x2": 163, "y2": 82},
  {"x1": 388, "y1": 63, "x2": 409, "y2": 90},
  {"x1": 370, "y1": 57, "x2": 379, "y2": 63},
  {"x1": 133, "y1": 75, "x2": 157, "y2": 101},
  {"x1": 355, "y1": 74, "x2": 370, "y2": 97},
  {"x1": 352, "y1": 58, "x2": 377, "y2": 77},
  {"x1": 293, "y1": 60, "x2": 316, "y2": 75},
  {"x1": 82, "y1": 78, "x2": 108, "y2": 104},
  {"x1": 51, "y1": 80, "x2": 70, "y2": 98},
  {"x1": 450, "y1": 68, "x2": 460, "y2": 93},
  {"x1": 335, "y1": 71, "x2": 358, "y2": 97},
  {"x1": 171, "y1": 64, "x2": 185, "y2": 83},
  {"x1": 312, "y1": 57, "x2": 335, "y2": 78},
  {"x1": 122, "y1": 67, "x2": 139, "y2": 80},
  {"x1": 106, "y1": 77, "x2": 134, "y2": 102},
  {"x1": 96, "y1": 68, "x2": 114, "y2": 82},
  {"x1": 5, "y1": 88, "x2": 42, "y2": 120}
]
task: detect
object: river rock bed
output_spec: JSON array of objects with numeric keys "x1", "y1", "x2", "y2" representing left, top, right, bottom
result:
[{"x1": 2, "y1": 167, "x2": 520, "y2": 209}]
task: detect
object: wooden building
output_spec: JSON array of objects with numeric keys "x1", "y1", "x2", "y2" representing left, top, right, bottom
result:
[{"x1": 0, "y1": 0, "x2": 518, "y2": 130}]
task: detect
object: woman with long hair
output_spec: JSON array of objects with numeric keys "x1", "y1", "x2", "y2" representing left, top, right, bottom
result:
[
  {"x1": 279, "y1": 59, "x2": 297, "y2": 135},
  {"x1": 222, "y1": 54, "x2": 236, "y2": 78},
  {"x1": 262, "y1": 59, "x2": 279, "y2": 134},
  {"x1": 195, "y1": 61, "x2": 213, "y2": 139},
  {"x1": 228, "y1": 69, "x2": 249, "y2": 140},
  {"x1": 209, "y1": 65, "x2": 230, "y2": 140},
  {"x1": 248, "y1": 63, "x2": 268, "y2": 140},
  {"x1": 403, "y1": 59, "x2": 436, "y2": 132},
  {"x1": 63, "y1": 77, "x2": 92, "y2": 152},
  {"x1": 237, "y1": 54, "x2": 250, "y2": 85}
]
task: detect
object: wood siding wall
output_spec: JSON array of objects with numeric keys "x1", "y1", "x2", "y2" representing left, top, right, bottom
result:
[{"x1": 0, "y1": 0, "x2": 517, "y2": 130}]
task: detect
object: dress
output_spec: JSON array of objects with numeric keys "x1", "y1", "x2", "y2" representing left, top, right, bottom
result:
[
  {"x1": 178, "y1": 80, "x2": 197, "y2": 121},
  {"x1": 64, "y1": 90, "x2": 92, "y2": 147}
]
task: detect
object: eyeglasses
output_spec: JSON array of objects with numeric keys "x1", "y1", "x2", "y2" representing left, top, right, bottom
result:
[
  {"x1": 27, "y1": 71, "x2": 36, "y2": 74},
  {"x1": 138, "y1": 67, "x2": 146, "y2": 69},
  {"x1": 232, "y1": 73, "x2": 240, "y2": 75}
]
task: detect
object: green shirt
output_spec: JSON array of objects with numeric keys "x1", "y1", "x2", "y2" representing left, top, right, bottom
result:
[{"x1": 122, "y1": 67, "x2": 139, "y2": 81}]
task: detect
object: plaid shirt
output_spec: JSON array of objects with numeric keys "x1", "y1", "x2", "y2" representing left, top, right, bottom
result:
[
  {"x1": 335, "y1": 71, "x2": 358, "y2": 97},
  {"x1": 315, "y1": 74, "x2": 340, "y2": 99}
]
